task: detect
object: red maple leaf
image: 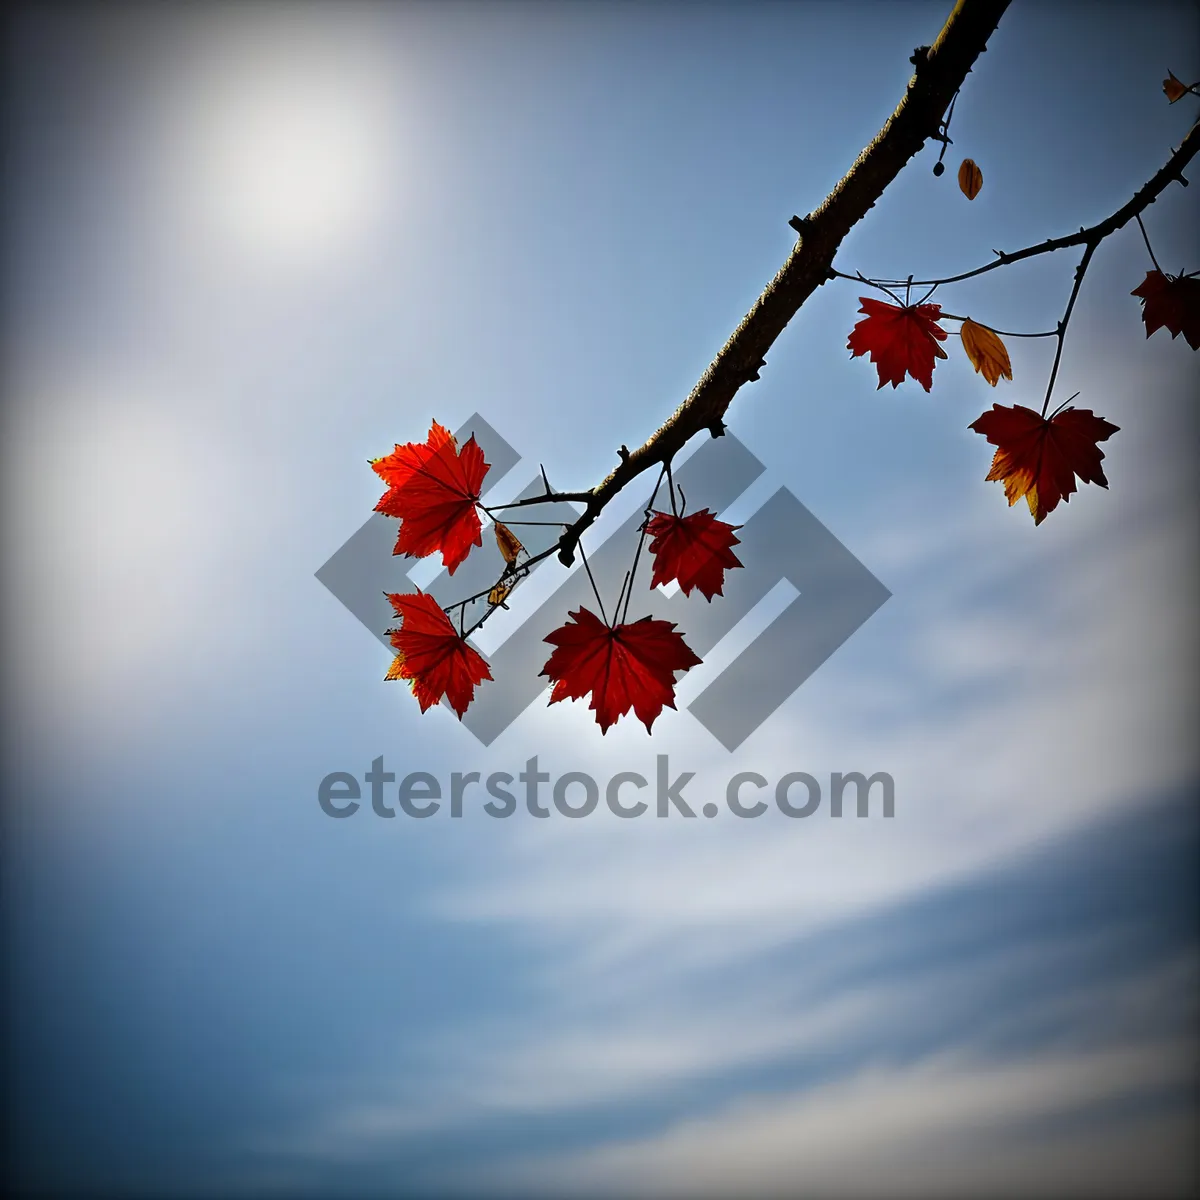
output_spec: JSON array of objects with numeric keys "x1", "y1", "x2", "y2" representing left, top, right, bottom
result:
[
  {"x1": 384, "y1": 591, "x2": 491, "y2": 717},
  {"x1": 847, "y1": 297, "x2": 949, "y2": 391},
  {"x1": 1131, "y1": 270, "x2": 1200, "y2": 350},
  {"x1": 540, "y1": 607, "x2": 702, "y2": 733},
  {"x1": 969, "y1": 403, "x2": 1120, "y2": 525},
  {"x1": 372, "y1": 421, "x2": 489, "y2": 575},
  {"x1": 645, "y1": 509, "x2": 743, "y2": 601}
]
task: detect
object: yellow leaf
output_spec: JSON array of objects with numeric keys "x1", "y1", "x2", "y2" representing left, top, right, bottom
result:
[
  {"x1": 488, "y1": 581, "x2": 514, "y2": 608},
  {"x1": 960, "y1": 319, "x2": 1013, "y2": 387},
  {"x1": 1163, "y1": 71, "x2": 1188, "y2": 103},
  {"x1": 385, "y1": 652, "x2": 407, "y2": 681},
  {"x1": 494, "y1": 521, "x2": 523, "y2": 564},
  {"x1": 958, "y1": 158, "x2": 983, "y2": 201}
]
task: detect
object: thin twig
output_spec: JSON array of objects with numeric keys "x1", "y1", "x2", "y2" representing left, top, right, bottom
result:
[
  {"x1": 1041, "y1": 243, "x2": 1097, "y2": 418},
  {"x1": 489, "y1": 519, "x2": 575, "y2": 527},
  {"x1": 842, "y1": 120, "x2": 1198, "y2": 289},
  {"x1": 442, "y1": 544, "x2": 559, "y2": 613},
  {"x1": 486, "y1": 490, "x2": 592, "y2": 512}
]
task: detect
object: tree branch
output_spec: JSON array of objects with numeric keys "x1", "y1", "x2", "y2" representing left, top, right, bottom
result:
[
  {"x1": 553, "y1": 0, "x2": 1012, "y2": 564},
  {"x1": 851, "y1": 119, "x2": 1199, "y2": 288}
]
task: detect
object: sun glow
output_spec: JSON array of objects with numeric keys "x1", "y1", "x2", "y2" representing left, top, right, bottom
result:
[{"x1": 178, "y1": 17, "x2": 401, "y2": 268}]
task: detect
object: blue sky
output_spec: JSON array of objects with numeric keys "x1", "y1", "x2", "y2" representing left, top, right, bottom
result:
[{"x1": 3, "y1": 2, "x2": 1198, "y2": 1196}]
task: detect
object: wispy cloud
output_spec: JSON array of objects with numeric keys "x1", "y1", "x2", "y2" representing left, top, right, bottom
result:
[{"x1": 473, "y1": 1040, "x2": 1196, "y2": 1199}]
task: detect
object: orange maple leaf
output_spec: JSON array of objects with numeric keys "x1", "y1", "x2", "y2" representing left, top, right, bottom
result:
[
  {"x1": 645, "y1": 509, "x2": 743, "y2": 601},
  {"x1": 372, "y1": 422, "x2": 489, "y2": 575},
  {"x1": 1163, "y1": 71, "x2": 1189, "y2": 103},
  {"x1": 493, "y1": 520, "x2": 524, "y2": 564},
  {"x1": 847, "y1": 297, "x2": 949, "y2": 391},
  {"x1": 960, "y1": 318, "x2": 1013, "y2": 386},
  {"x1": 488, "y1": 579, "x2": 515, "y2": 609},
  {"x1": 958, "y1": 158, "x2": 983, "y2": 200},
  {"x1": 1130, "y1": 270, "x2": 1200, "y2": 350},
  {"x1": 540, "y1": 607, "x2": 702, "y2": 733},
  {"x1": 969, "y1": 403, "x2": 1120, "y2": 525},
  {"x1": 384, "y1": 591, "x2": 491, "y2": 717}
]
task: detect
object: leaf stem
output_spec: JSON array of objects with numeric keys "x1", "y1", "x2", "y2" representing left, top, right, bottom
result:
[
  {"x1": 621, "y1": 464, "x2": 667, "y2": 625},
  {"x1": 576, "y1": 541, "x2": 608, "y2": 626},
  {"x1": 613, "y1": 570, "x2": 633, "y2": 623},
  {"x1": 938, "y1": 312, "x2": 1058, "y2": 337},
  {"x1": 1135, "y1": 212, "x2": 1163, "y2": 275},
  {"x1": 1048, "y1": 390, "x2": 1081, "y2": 421}
]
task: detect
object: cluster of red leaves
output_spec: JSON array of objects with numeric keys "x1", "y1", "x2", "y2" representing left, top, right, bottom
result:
[
  {"x1": 372, "y1": 421, "x2": 489, "y2": 574},
  {"x1": 969, "y1": 404, "x2": 1120, "y2": 525},
  {"x1": 381, "y1": 235, "x2": 1196, "y2": 724},
  {"x1": 844, "y1": 283, "x2": 1200, "y2": 524},
  {"x1": 385, "y1": 592, "x2": 492, "y2": 717},
  {"x1": 372, "y1": 426, "x2": 742, "y2": 731},
  {"x1": 526, "y1": 510, "x2": 740, "y2": 731},
  {"x1": 645, "y1": 509, "x2": 743, "y2": 600},
  {"x1": 376, "y1": 57, "x2": 1194, "y2": 734},
  {"x1": 1131, "y1": 270, "x2": 1200, "y2": 350},
  {"x1": 540, "y1": 608, "x2": 702, "y2": 733},
  {"x1": 385, "y1": 595, "x2": 707, "y2": 733},
  {"x1": 849, "y1": 275, "x2": 1198, "y2": 392}
]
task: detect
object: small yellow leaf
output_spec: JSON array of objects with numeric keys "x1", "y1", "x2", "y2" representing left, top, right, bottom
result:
[
  {"x1": 1163, "y1": 71, "x2": 1188, "y2": 103},
  {"x1": 958, "y1": 158, "x2": 983, "y2": 200},
  {"x1": 494, "y1": 521, "x2": 523, "y2": 564},
  {"x1": 488, "y1": 581, "x2": 515, "y2": 608},
  {"x1": 960, "y1": 318, "x2": 1013, "y2": 387},
  {"x1": 385, "y1": 652, "x2": 407, "y2": 681}
]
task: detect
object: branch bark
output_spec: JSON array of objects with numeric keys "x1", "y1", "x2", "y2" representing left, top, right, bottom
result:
[{"x1": 555, "y1": 0, "x2": 1012, "y2": 564}]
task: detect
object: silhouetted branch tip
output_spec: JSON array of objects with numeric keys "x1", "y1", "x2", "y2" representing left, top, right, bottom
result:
[{"x1": 535, "y1": 0, "x2": 1014, "y2": 574}]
